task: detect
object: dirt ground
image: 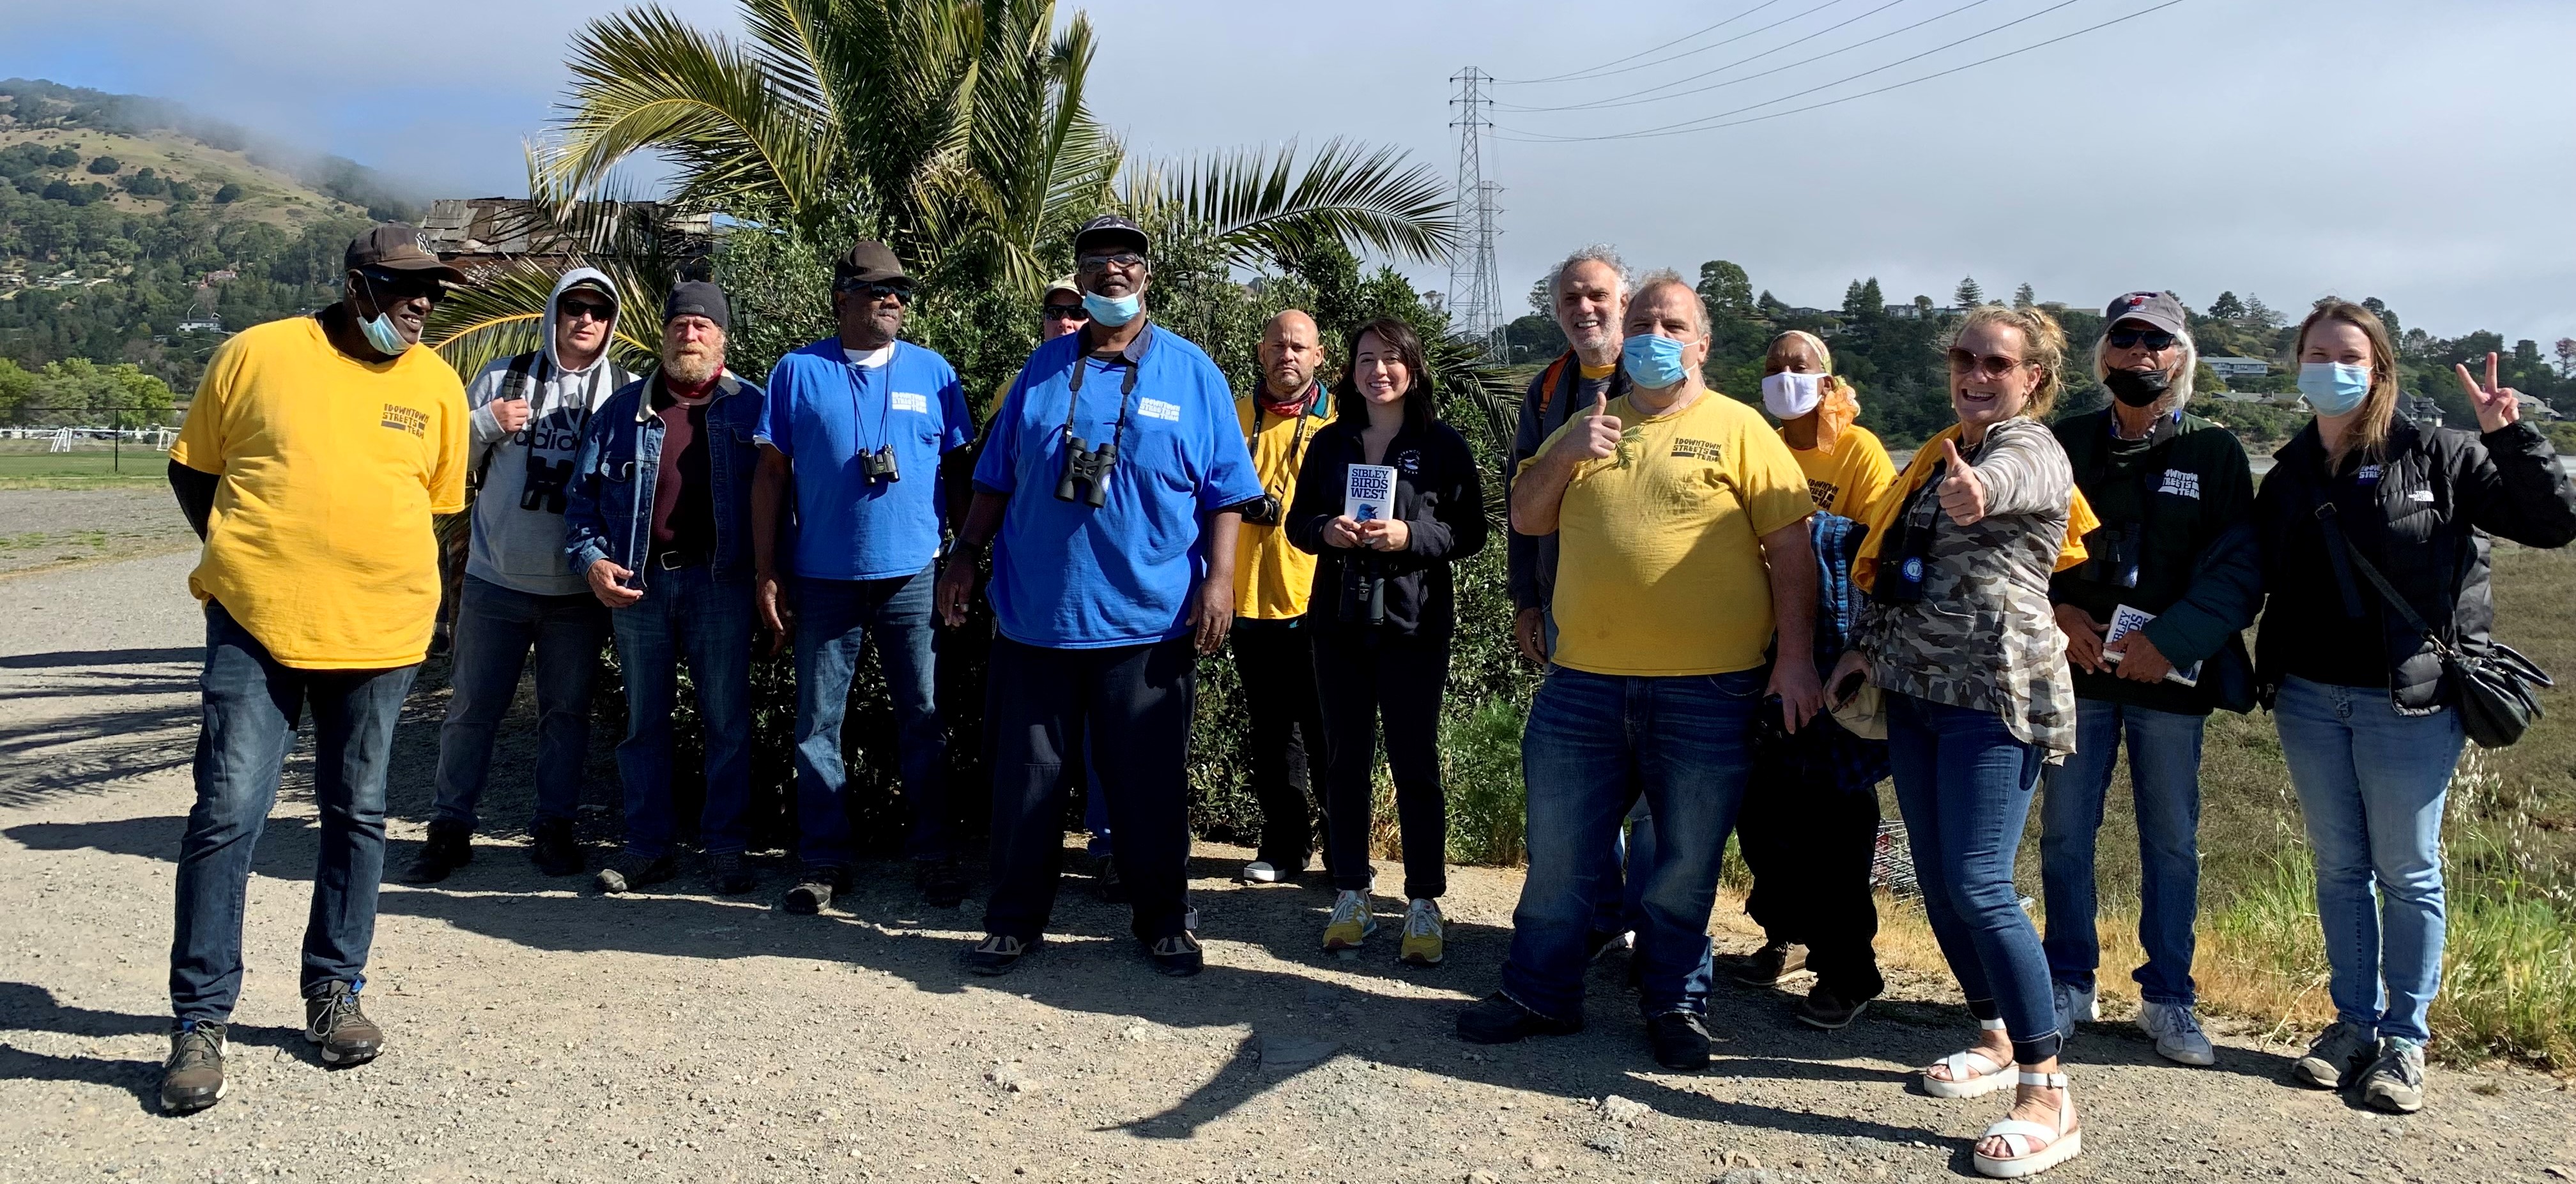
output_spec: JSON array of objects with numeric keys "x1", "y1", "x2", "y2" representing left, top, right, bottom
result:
[
  {"x1": 2, "y1": 494, "x2": 2572, "y2": 1184},
  {"x1": 0, "y1": 485, "x2": 196, "y2": 577}
]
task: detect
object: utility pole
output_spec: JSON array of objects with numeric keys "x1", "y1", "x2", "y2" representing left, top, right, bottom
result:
[{"x1": 1448, "y1": 68, "x2": 1507, "y2": 361}]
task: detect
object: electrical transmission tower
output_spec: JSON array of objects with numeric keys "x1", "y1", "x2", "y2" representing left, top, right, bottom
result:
[{"x1": 1448, "y1": 67, "x2": 1507, "y2": 360}]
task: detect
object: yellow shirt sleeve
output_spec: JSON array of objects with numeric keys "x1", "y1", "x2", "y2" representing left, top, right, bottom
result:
[
  {"x1": 1837, "y1": 430, "x2": 1899, "y2": 520},
  {"x1": 425, "y1": 365, "x2": 469, "y2": 515},
  {"x1": 1735, "y1": 416, "x2": 1816, "y2": 539},
  {"x1": 170, "y1": 337, "x2": 242, "y2": 474}
]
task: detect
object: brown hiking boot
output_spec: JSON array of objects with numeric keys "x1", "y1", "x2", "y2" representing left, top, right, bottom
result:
[
  {"x1": 160, "y1": 1022, "x2": 227, "y2": 1113},
  {"x1": 303, "y1": 980, "x2": 383, "y2": 1066}
]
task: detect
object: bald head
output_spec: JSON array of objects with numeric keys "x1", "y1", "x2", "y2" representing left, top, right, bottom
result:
[{"x1": 1259, "y1": 308, "x2": 1324, "y2": 400}]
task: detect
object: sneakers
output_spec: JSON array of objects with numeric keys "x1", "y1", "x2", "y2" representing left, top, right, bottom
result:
[
  {"x1": 2051, "y1": 979, "x2": 2099, "y2": 1043},
  {"x1": 1721, "y1": 939, "x2": 1806, "y2": 987},
  {"x1": 917, "y1": 857, "x2": 968, "y2": 908},
  {"x1": 303, "y1": 980, "x2": 383, "y2": 1066},
  {"x1": 1321, "y1": 890, "x2": 1377, "y2": 953},
  {"x1": 709, "y1": 851, "x2": 756, "y2": 895},
  {"x1": 1647, "y1": 1011, "x2": 1713, "y2": 1070},
  {"x1": 594, "y1": 851, "x2": 676, "y2": 894},
  {"x1": 1240, "y1": 859, "x2": 1296, "y2": 884},
  {"x1": 1795, "y1": 981, "x2": 1881, "y2": 1031},
  {"x1": 159, "y1": 1021, "x2": 227, "y2": 1113},
  {"x1": 784, "y1": 863, "x2": 853, "y2": 914},
  {"x1": 2292, "y1": 1020, "x2": 2378, "y2": 1090},
  {"x1": 529, "y1": 817, "x2": 583, "y2": 877},
  {"x1": 1093, "y1": 855, "x2": 1128, "y2": 904},
  {"x1": 2137, "y1": 1001, "x2": 2216, "y2": 1066},
  {"x1": 965, "y1": 933, "x2": 1039, "y2": 976},
  {"x1": 1455, "y1": 992, "x2": 1583, "y2": 1044},
  {"x1": 399, "y1": 819, "x2": 473, "y2": 884},
  {"x1": 1398, "y1": 899, "x2": 1445, "y2": 967},
  {"x1": 2359, "y1": 1036, "x2": 2426, "y2": 1113},
  {"x1": 1147, "y1": 931, "x2": 1204, "y2": 977}
]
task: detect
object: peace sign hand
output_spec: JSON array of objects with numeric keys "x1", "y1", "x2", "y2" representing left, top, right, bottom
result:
[{"x1": 2455, "y1": 352, "x2": 2522, "y2": 434}]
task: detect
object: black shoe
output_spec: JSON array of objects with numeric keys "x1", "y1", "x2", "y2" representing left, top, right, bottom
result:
[
  {"x1": 160, "y1": 1021, "x2": 227, "y2": 1113},
  {"x1": 594, "y1": 852, "x2": 677, "y2": 894},
  {"x1": 400, "y1": 819, "x2": 473, "y2": 884},
  {"x1": 1092, "y1": 855, "x2": 1128, "y2": 904},
  {"x1": 1455, "y1": 992, "x2": 1582, "y2": 1045},
  {"x1": 1795, "y1": 981, "x2": 1881, "y2": 1031},
  {"x1": 965, "y1": 933, "x2": 1039, "y2": 976},
  {"x1": 709, "y1": 851, "x2": 755, "y2": 895},
  {"x1": 1147, "y1": 931, "x2": 1204, "y2": 977},
  {"x1": 529, "y1": 818, "x2": 583, "y2": 877},
  {"x1": 1721, "y1": 939, "x2": 1806, "y2": 987},
  {"x1": 303, "y1": 980, "x2": 383, "y2": 1066},
  {"x1": 916, "y1": 858, "x2": 968, "y2": 908},
  {"x1": 1647, "y1": 1010, "x2": 1712, "y2": 1070},
  {"x1": 783, "y1": 863, "x2": 852, "y2": 914}
]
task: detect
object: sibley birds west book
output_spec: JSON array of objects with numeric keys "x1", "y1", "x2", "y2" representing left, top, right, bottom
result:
[
  {"x1": 1344, "y1": 464, "x2": 1395, "y2": 522},
  {"x1": 2102, "y1": 603, "x2": 2201, "y2": 687}
]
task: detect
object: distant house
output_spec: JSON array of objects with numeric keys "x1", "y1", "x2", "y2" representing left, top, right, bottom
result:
[
  {"x1": 2516, "y1": 393, "x2": 2558, "y2": 422},
  {"x1": 200, "y1": 268, "x2": 238, "y2": 284},
  {"x1": 176, "y1": 317, "x2": 224, "y2": 334},
  {"x1": 419, "y1": 197, "x2": 716, "y2": 272},
  {"x1": 1884, "y1": 304, "x2": 1970, "y2": 320},
  {"x1": 2205, "y1": 356, "x2": 2272, "y2": 380}
]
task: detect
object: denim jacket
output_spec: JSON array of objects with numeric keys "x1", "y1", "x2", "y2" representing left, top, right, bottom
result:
[{"x1": 562, "y1": 369, "x2": 765, "y2": 590}]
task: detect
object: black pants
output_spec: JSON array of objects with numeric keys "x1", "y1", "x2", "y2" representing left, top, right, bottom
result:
[
  {"x1": 1737, "y1": 732, "x2": 1885, "y2": 996},
  {"x1": 1313, "y1": 626, "x2": 1450, "y2": 900},
  {"x1": 1231, "y1": 618, "x2": 1330, "y2": 870},
  {"x1": 982, "y1": 635, "x2": 1197, "y2": 943}
]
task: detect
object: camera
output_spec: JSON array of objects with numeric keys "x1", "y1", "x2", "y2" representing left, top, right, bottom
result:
[
  {"x1": 1238, "y1": 493, "x2": 1282, "y2": 527},
  {"x1": 861, "y1": 444, "x2": 900, "y2": 484},
  {"x1": 1055, "y1": 434, "x2": 1118, "y2": 507}
]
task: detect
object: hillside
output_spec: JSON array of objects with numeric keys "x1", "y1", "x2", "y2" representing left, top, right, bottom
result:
[{"x1": 0, "y1": 123, "x2": 371, "y2": 229}]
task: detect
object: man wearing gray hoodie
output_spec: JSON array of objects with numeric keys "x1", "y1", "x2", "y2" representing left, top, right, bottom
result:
[{"x1": 406, "y1": 269, "x2": 636, "y2": 882}]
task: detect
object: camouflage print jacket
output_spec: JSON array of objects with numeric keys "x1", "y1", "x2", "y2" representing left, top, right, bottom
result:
[{"x1": 1859, "y1": 416, "x2": 2079, "y2": 757}]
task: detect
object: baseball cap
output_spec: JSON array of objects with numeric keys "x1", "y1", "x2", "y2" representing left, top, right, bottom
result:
[
  {"x1": 1043, "y1": 275, "x2": 1082, "y2": 302},
  {"x1": 663, "y1": 281, "x2": 731, "y2": 332},
  {"x1": 834, "y1": 240, "x2": 907, "y2": 285},
  {"x1": 1072, "y1": 214, "x2": 1149, "y2": 258},
  {"x1": 345, "y1": 224, "x2": 465, "y2": 287},
  {"x1": 2103, "y1": 291, "x2": 2187, "y2": 337}
]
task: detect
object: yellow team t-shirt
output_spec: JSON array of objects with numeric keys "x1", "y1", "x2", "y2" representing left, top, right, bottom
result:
[
  {"x1": 1525, "y1": 390, "x2": 1814, "y2": 676},
  {"x1": 1232, "y1": 395, "x2": 1335, "y2": 619},
  {"x1": 1786, "y1": 423, "x2": 1898, "y2": 519},
  {"x1": 171, "y1": 315, "x2": 469, "y2": 669}
]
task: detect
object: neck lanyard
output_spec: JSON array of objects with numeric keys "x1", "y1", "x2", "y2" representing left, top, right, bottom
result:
[
  {"x1": 1063, "y1": 349, "x2": 1141, "y2": 450},
  {"x1": 844, "y1": 351, "x2": 891, "y2": 453},
  {"x1": 1252, "y1": 385, "x2": 1319, "y2": 463}
]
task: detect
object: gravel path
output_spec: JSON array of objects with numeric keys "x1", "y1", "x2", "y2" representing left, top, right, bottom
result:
[
  {"x1": 0, "y1": 487, "x2": 197, "y2": 578},
  {"x1": 2, "y1": 548, "x2": 2572, "y2": 1184}
]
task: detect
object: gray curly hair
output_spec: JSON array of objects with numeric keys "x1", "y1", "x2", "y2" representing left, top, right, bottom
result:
[{"x1": 1546, "y1": 244, "x2": 1631, "y2": 305}]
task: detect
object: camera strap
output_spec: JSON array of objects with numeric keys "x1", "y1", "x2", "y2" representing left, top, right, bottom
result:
[
  {"x1": 1063, "y1": 347, "x2": 1142, "y2": 450},
  {"x1": 843, "y1": 347, "x2": 894, "y2": 457},
  {"x1": 1248, "y1": 384, "x2": 1319, "y2": 503}
]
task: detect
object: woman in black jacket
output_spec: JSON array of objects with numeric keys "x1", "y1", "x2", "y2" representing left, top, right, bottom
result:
[
  {"x1": 2252, "y1": 300, "x2": 2575, "y2": 1114},
  {"x1": 1287, "y1": 317, "x2": 1487, "y2": 966}
]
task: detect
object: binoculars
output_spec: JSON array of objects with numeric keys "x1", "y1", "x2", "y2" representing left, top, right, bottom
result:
[
  {"x1": 2080, "y1": 523, "x2": 2141, "y2": 589},
  {"x1": 861, "y1": 444, "x2": 900, "y2": 484},
  {"x1": 1055, "y1": 435, "x2": 1118, "y2": 507}
]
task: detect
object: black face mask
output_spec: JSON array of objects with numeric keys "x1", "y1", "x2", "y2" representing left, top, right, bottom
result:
[{"x1": 2104, "y1": 367, "x2": 2171, "y2": 407}]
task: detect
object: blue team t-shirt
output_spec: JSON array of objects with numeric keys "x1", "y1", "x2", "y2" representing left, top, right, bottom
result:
[
  {"x1": 759, "y1": 337, "x2": 974, "y2": 581},
  {"x1": 972, "y1": 324, "x2": 1262, "y2": 649}
]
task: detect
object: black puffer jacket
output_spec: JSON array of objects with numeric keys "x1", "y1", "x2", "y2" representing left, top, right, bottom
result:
[
  {"x1": 2252, "y1": 418, "x2": 2576, "y2": 712},
  {"x1": 1286, "y1": 416, "x2": 1487, "y2": 637}
]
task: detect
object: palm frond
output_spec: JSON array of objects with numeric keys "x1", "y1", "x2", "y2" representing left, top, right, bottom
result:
[{"x1": 1145, "y1": 139, "x2": 1460, "y2": 270}]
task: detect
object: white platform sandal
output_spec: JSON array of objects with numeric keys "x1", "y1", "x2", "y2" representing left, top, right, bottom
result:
[
  {"x1": 1922, "y1": 1017, "x2": 2018, "y2": 1099},
  {"x1": 1972, "y1": 1070, "x2": 2082, "y2": 1178}
]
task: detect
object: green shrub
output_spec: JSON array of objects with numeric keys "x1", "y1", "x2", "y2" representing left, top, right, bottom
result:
[{"x1": 1443, "y1": 694, "x2": 1531, "y2": 867}]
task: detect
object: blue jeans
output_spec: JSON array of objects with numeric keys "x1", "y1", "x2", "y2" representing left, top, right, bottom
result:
[
  {"x1": 431, "y1": 575, "x2": 606, "y2": 832},
  {"x1": 1887, "y1": 692, "x2": 2058, "y2": 1066},
  {"x1": 2273, "y1": 676, "x2": 2464, "y2": 1045},
  {"x1": 792, "y1": 566, "x2": 949, "y2": 866},
  {"x1": 171, "y1": 601, "x2": 417, "y2": 1024},
  {"x1": 1503, "y1": 665, "x2": 1763, "y2": 1022},
  {"x1": 1551, "y1": 607, "x2": 1650, "y2": 939},
  {"x1": 2039, "y1": 697, "x2": 2204, "y2": 1006},
  {"x1": 608, "y1": 564, "x2": 754, "y2": 859}
]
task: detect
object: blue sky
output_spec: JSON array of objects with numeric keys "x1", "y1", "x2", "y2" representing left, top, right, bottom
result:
[{"x1": 6, "y1": 0, "x2": 2572, "y2": 345}]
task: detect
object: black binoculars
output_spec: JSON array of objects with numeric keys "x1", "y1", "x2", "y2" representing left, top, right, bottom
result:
[
  {"x1": 1055, "y1": 436, "x2": 1118, "y2": 506},
  {"x1": 1338, "y1": 559, "x2": 1387, "y2": 626},
  {"x1": 861, "y1": 444, "x2": 900, "y2": 484},
  {"x1": 2081, "y1": 524, "x2": 2141, "y2": 589}
]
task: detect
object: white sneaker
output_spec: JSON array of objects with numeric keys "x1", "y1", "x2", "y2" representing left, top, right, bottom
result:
[
  {"x1": 2052, "y1": 980, "x2": 2097, "y2": 1042},
  {"x1": 2138, "y1": 1001, "x2": 2216, "y2": 1066},
  {"x1": 1240, "y1": 860, "x2": 1285, "y2": 884}
]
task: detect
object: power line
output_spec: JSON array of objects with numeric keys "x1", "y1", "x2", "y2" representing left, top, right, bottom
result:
[
  {"x1": 1498, "y1": 0, "x2": 2179, "y2": 144},
  {"x1": 1446, "y1": 69, "x2": 1508, "y2": 359},
  {"x1": 1497, "y1": 0, "x2": 1998, "y2": 116},
  {"x1": 1492, "y1": 0, "x2": 1863, "y2": 97},
  {"x1": 1491, "y1": 1, "x2": 1789, "y2": 86}
]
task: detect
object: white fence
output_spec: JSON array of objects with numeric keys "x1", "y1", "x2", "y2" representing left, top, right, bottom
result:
[{"x1": 0, "y1": 425, "x2": 177, "y2": 450}]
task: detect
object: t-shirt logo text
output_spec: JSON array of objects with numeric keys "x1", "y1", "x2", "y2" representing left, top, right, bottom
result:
[
  {"x1": 1669, "y1": 437, "x2": 1724, "y2": 461},
  {"x1": 1807, "y1": 478, "x2": 1839, "y2": 510},
  {"x1": 2155, "y1": 469, "x2": 2201, "y2": 499},
  {"x1": 381, "y1": 404, "x2": 428, "y2": 437},
  {"x1": 890, "y1": 391, "x2": 929, "y2": 414},
  {"x1": 1138, "y1": 398, "x2": 1181, "y2": 422}
]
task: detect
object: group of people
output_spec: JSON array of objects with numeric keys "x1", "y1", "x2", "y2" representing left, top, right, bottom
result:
[{"x1": 151, "y1": 220, "x2": 2573, "y2": 1180}]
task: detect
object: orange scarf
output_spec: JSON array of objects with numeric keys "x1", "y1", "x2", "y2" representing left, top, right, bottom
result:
[
  {"x1": 1805, "y1": 376, "x2": 1862, "y2": 455},
  {"x1": 1852, "y1": 421, "x2": 2099, "y2": 593}
]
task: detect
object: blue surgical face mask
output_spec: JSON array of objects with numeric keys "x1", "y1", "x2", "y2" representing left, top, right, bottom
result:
[
  {"x1": 2298, "y1": 361, "x2": 2372, "y2": 417},
  {"x1": 1621, "y1": 333, "x2": 1690, "y2": 390},
  {"x1": 1080, "y1": 289, "x2": 1141, "y2": 328},
  {"x1": 353, "y1": 272, "x2": 411, "y2": 356}
]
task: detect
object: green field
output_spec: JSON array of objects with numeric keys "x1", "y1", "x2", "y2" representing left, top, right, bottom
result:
[{"x1": 0, "y1": 441, "x2": 171, "y2": 487}]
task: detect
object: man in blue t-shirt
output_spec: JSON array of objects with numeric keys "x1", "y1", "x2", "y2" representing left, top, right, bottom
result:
[
  {"x1": 936, "y1": 214, "x2": 1262, "y2": 978},
  {"x1": 753, "y1": 241, "x2": 975, "y2": 913}
]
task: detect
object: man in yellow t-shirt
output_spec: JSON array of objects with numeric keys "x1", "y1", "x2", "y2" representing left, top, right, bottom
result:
[
  {"x1": 1459, "y1": 273, "x2": 1822, "y2": 1072},
  {"x1": 1229, "y1": 308, "x2": 1337, "y2": 883},
  {"x1": 157, "y1": 225, "x2": 468, "y2": 1116}
]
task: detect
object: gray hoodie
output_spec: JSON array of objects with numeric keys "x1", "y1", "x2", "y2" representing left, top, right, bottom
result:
[{"x1": 463, "y1": 267, "x2": 638, "y2": 597}]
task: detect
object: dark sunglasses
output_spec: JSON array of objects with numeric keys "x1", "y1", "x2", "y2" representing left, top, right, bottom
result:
[
  {"x1": 1946, "y1": 348, "x2": 2030, "y2": 377},
  {"x1": 836, "y1": 280, "x2": 913, "y2": 301},
  {"x1": 1041, "y1": 303, "x2": 1089, "y2": 322},
  {"x1": 1076, "y1": 251, "x2": 1146, "y2": 274},
  {"x1": 558, "y1": 300, "x2": 615, "y2": 323},
  {"x1": 2105, "y1": 327, "x2": 2177, "y2": 351},
  {"x1": 357, "y1": 268, "x2": 448, "y2": 305}
]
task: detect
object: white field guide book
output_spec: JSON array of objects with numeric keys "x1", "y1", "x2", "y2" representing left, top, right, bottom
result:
[
  {"x1": 1344, "y1": 464, "x2": 1396, "y2": 523},
  {"x1": 2102, "y1": 603, "x2": 2201, "y2": 687}
]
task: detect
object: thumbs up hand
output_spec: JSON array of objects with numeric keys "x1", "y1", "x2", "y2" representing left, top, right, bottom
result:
[
  {"x1": 1549, "y1": 391, "x2": 1622, "y2": 464},
  {"x1": 1936, "y1": 437, "x2": 1988, "y2": 525}
]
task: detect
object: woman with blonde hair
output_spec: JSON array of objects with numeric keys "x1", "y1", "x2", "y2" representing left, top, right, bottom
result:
[
  {"x1": 2251, "y1": 299, "x2": 2574, "y2": 1112},
  {"x1": 1831, "y1": 305, "x2": 2098, "y2": 1177}
]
